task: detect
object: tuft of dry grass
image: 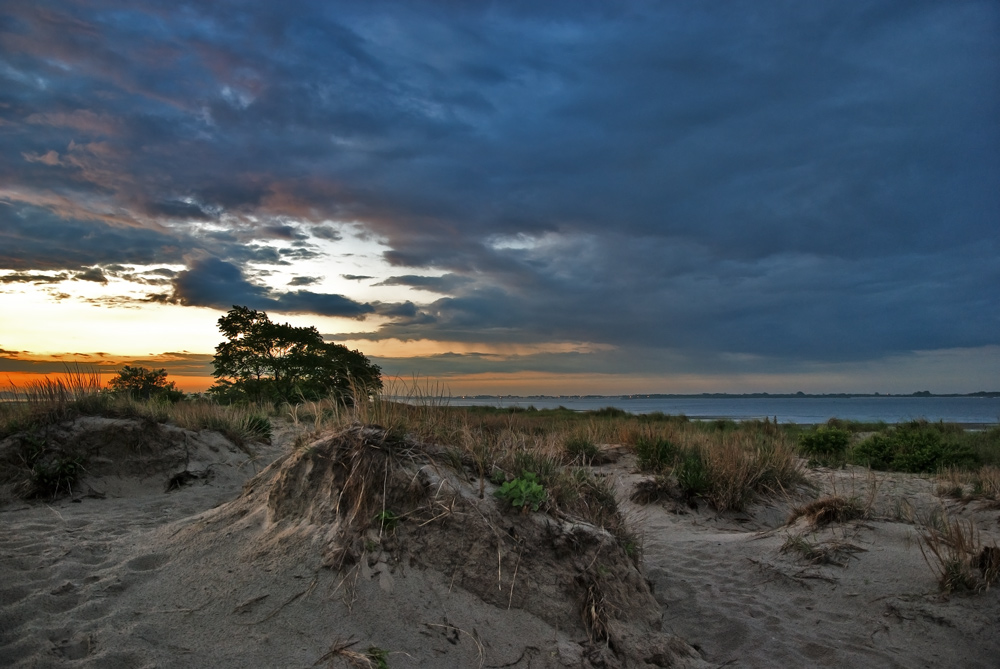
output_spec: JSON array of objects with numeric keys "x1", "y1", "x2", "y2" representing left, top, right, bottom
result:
[
  {"x1": 1, "y1": 367, "x2": 107, "y2": 437},
  {"x1": 582, "y1": 578, "x2": 612, "y2": 646},
  {"x1": 936, "y1": 466, "x2": 1000, "y2": 502},
  {"x1": 780, "y1": 534, "x2": 867, "y2": 567},
  {"x1": 918, "y1": 515, "x2": 1000, "y2": 593},
  {"x1": 169, "y1": 401, "x2": 272, "y2": 451},
  {"x1": 787, "y1": 495, "x2": 869, "y2": 527},
  {"x1": 630, "y1": 476, "x2": 673, "y2": 505},
  {"x1": 314, "y1": 639, "x2": 389, "y2": 669}
]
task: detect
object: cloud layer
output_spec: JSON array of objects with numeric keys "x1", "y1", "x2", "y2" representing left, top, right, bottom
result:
[{"x1": 1, "y1": 1, "x2": 997, "y2": 388}]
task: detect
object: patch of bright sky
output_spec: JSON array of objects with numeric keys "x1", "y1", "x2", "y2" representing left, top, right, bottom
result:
[
  {"x1": 487, "y1": 232, "x2": 542, "y2": 251},
  {"x1": 252, "y1": 221, "x2": 450, "y2": 303},
  {"x1": 0, "y1": 220, "x2": 452, "y2": 358},
  {"x1": 0, "y1": 274, "x2": 221, "y2": 355},
  {"x1": 339, "y1": 338, "x2": 616, "y2": 358}
]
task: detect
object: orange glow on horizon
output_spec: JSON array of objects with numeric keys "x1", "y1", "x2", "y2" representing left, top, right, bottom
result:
[{"x1": 0, "y1": 372, "x2": 214, "y2": 394}]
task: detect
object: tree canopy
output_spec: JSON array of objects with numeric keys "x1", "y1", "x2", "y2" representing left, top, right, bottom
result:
[
  {"x1": 209, "y1": 306, "x2": 382, "y2": 403},
  {"x1": 107, "y1": 365, "x2": 183, "y2": 402}
]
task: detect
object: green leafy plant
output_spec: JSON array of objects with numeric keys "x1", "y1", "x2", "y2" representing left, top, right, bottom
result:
[
  {"x1": 374, "y1": 509, "x2": 400, "y2": 532},
  {"x1": 367, "y1": 646, "x2": 389, "y2": 669},
  {"x1": 494, "y1": 471, "x2": 546, "y2": 512}
]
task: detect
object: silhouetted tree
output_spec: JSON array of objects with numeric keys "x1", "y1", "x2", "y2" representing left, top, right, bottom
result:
[
  {"x1": 209, "y1": 305, "x2": 382, "y2": 403},
  {"x1": 107, "y1": 365, "x2": 183, "y2": 402}
]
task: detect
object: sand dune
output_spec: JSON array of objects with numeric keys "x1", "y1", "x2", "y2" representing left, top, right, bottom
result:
[{"x1": 1, "y1": 419, "x2": 997, "y2": 667}]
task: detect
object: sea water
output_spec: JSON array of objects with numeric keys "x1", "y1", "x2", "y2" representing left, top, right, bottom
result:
[{"x1": 445, "y1": 395, "x2": 1000, "y2": 425}]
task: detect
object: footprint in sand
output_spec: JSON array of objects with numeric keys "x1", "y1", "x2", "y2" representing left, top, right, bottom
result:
[
  {"x1": 125, "y1": 553, "x2": 170, "y2": 572},
  {"x1": 50, "y1": 632, "x2": 95, "y2": 660}
]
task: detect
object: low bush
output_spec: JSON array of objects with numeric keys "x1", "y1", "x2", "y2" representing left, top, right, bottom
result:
[
  {"x1": 799, "y1": 426, "x2": 851, "y2": 463},
  {"x1": 852, "y1": 421, "x2": 979, "y2": 473}
]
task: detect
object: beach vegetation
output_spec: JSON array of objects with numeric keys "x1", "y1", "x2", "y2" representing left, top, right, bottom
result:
[
  {"x1": 780, "y1": 533, "x2": 865, "y2": 567},
  {"x1": 494, "y1": 472, "x2": 546, "y2": 512},
  {"x1": 209, "y1": 305, "x2": 382, "y2": 404},
  {"x1": 851, "y1": 420, "x2": 978, "y2": 473},
  {"x1": 107, "y1": 366, "x2": 183, "y2": 402},
  {"x1": 918, "y1": 515, "x2": 999, "y2": 593},
  {"x1": 787, "y1": 495, "x2": 868, "y2": 526},
  {"x1": 635, "y1": 436, "x2": 678, "y2": 473},
  {"x1": 366, "y1": 647, "x2": 389, "y2": 669},
  {"x1": 374, "y1": 509, "x2": 400, "y2": 532},
  {"x1": 564, "y1": 433, "x2": 600, "y2": 464},
  {"x1": 935, "y1": 465, "x2": 1000, "y2": 502},
  {"x1": 798, "y1": 425, "x2": 851, "y2": 466}
]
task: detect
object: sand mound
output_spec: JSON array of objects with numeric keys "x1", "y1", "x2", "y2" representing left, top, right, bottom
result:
[
  {"x1": 157, "y1": 424, "x2": 704, "y2": 667},
  {"x1": 0, "y1": 416, "x2": 259, "y2": 502},
  {"x1": 0, "y1": 422, "x2": 705, "y2": 668}
]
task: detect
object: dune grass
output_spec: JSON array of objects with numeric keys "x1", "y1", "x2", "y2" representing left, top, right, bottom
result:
[
  {"x1": 284, "y1": 384, "x2": 804, "y2": 515},
  {"x1": 919, "y1": 515, "x2": 1000, "y2": 593},
  {"x1": 1, "y1": 370, "x2": 272, "y2": 444},
  {"x1": 0, "y1": 370, "x2": 276, "y2": 499}
]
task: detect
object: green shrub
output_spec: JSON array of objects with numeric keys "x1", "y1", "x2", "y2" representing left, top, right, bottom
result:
[
  {"x1": 799, "y1": 426, "x2": 851, "y2": 466},
  {"x1": 494, "y1": 472, "x2": 546, "y2": 512},
  {"x1": 30, "y1": 454, "x2": 85, "y2": 498},
  {"x1": 675, "y1": 447, "x2": 710, "y2": 498},
  {"x1": 853, "y1": 422, "x2": 979, "y2": 473},
  {"x1": 799, "y1": 426, "x2": 850, "y2": 457},
  {"x1": 635, "y1": 436, "x2": 678, "y2": 473},
  {"x1": 852, "y1": 433, "x2": 896, "y2": 470}
]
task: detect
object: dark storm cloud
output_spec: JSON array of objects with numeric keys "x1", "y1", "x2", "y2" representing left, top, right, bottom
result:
[
  {"x1": 2, "y1": 1, "x2": 997, "y2": 375},
  {"x1": 74, "y1": 267, "x2": 107, "y2": 283},
  {"x1": 0, "y1": 202, "x2": 187, "y2": 270},
  {"x1": 377, "y1": 274, "x2": 472, "y2": 293},
  {"x1": 261, "y1": 224, "x2": 307, "y2": 241},
  {"x1": 288, "y1": 276, "x2": 320, "y2": 286},
  {"x1": 0, "y1": 271, "x2": 68, "y2": 284},
  {"x1": 168, "y1": 256, "x2": 374, "y2": 318},
  {"x1": 312, "y1": 226, "x2": 343, "y2": 241}
]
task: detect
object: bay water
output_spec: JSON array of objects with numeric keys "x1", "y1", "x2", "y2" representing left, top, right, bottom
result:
[{"x1": 445, "y1": 395, "x2": 1000, "y2": 426}]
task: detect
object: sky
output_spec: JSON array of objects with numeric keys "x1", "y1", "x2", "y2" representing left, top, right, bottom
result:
[{"x1": 1, "y1": 0, "x2": 998, "y2": 395}]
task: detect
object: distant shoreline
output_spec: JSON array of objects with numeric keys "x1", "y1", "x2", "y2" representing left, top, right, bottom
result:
[{"x1": 448, "y1": 391, "x2": 1000, "y2": 400}]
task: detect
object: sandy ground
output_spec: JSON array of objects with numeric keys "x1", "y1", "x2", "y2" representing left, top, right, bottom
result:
[
  {"x1": 613, "y1": 465, "x2": 1000, "y2": 668},
  {"x1": 1, "y1": 419, "x2": 998, "y2": 668}
]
